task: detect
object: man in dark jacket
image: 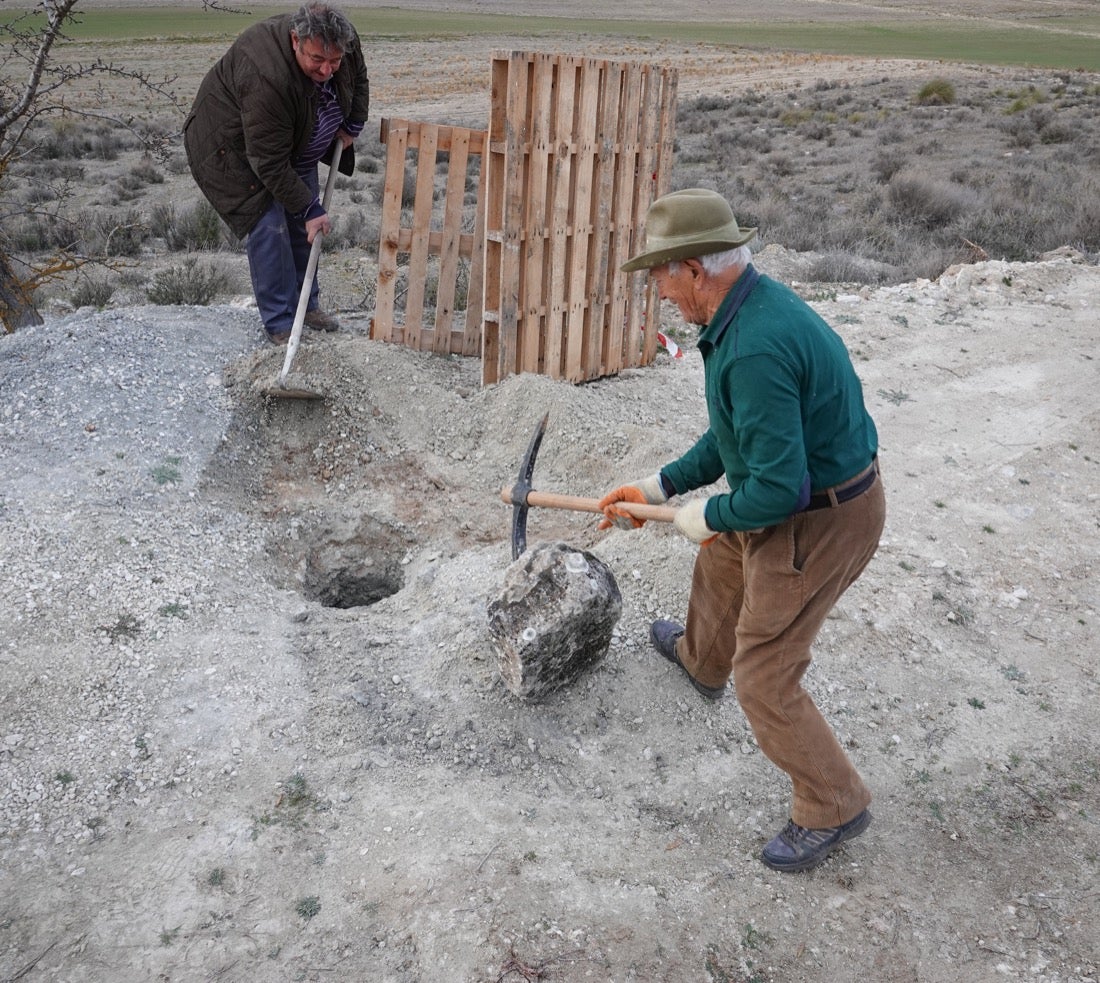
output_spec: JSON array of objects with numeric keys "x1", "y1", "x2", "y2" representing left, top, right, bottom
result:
[
  {"x1": 184, "y1": 2, "x2": 370, "y2": 343},
  {"x1": 600, "y1": 188, "x2": 886, "y2": 874}
]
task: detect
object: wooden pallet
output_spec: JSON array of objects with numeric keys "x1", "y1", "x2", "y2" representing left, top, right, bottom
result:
[
  {"x1": 371, "y1": 118, "x2": 488, "y2": 357},
  {"x1": 482, "y1": 51, "x2": 677, "y2": 384},
  {"x1": 371, "y1": 52, "x2": 677, "y2": 385}
]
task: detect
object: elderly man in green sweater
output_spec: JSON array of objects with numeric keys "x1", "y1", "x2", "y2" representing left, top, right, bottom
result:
[{"x1": 600, "y1": 188, "x2": 886, "y2": 873}]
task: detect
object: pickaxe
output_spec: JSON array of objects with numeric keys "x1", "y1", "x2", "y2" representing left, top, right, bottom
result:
[{"x1": 500, "y1": 413, "x2": 677, "y2": 559}]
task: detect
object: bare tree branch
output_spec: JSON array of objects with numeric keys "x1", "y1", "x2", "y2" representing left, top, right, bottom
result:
[{"x1": 1, "y1": 0, "x2": 201, "y2": 330}]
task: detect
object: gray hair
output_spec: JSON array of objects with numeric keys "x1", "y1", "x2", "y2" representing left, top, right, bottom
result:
[
  {"x1": 668, "y1": 245, "x2": 752, "y2": 277},
  {"x1": 291, "y1": 2, "x2": 356, "y2": 50}
]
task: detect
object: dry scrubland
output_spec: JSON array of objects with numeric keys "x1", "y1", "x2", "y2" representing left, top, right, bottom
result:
[
  {"x1": 2, "y1": 10, "x2": 1100, "y2": 983},
  {"x1": 4, "y1": 29, "x2": 1100, "y2": 314}
]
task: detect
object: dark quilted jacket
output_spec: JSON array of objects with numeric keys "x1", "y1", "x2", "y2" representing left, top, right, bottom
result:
[{"x1": 183, "y1": 12, "x2": 369, "y2": 238}]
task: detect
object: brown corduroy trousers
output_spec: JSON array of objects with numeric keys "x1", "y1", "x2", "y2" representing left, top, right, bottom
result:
[{"x1": 676, "y1": 471, "x2": 886, "y2": 829}]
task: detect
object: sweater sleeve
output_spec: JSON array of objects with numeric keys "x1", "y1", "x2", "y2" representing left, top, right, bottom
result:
[{"x1": 660, "y1": 429, "x2": 726, "y2": 496}]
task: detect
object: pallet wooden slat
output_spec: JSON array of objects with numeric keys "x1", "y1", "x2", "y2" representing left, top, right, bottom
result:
[
  {"x1": 520, "y1": 53, "x2": 555, "y2": 376},
  {"x1": 374, "y1": 124, "x2": 410, "y2": 344},
  {"x1": 481, "y1": 57, "x2": 510, "y2": 383},
  {"x1": 435, "y1": 126, "x2": 470, "y2": 354},
  {"x1": 493, "y1": 52, "x2": 531, "y2": 383},
  {"x1": 564, "y1": 58, "x2": 601, "y2": 383},
  {"x1": 402, "y1": 123, "x2": 439, "y2": 351},
  {"x1": 587, "y1": 59, "x2": 622, "y2": 378},
  {"x1": 623, "y1": 64, "x2": 660, "y2": 369},
  {"x1": 464, "y1": 139, "x2": 489, "y2": 359},
  {"x1": 545, "y1": 56, "x2": 579, "y2": 381}
]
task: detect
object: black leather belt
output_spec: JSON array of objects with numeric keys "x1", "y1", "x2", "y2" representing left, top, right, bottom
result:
[{"x1": 805, "y1": 464, "x2": 878, "y2": 511}]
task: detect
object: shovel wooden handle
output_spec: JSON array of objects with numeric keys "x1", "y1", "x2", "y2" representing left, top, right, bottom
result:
[{"x1": 500, "y1": 486, "x2": 678, "y2": 523}]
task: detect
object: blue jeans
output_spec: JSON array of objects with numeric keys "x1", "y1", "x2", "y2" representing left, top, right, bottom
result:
[{"x1": 246, "y1": 169, "x2": 319, "y2": 336}]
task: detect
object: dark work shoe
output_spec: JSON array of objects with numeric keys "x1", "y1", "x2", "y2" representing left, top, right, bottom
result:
[
  {"x1": 267, "y1": 329, "x2": 291, "y2": 346},
  {"x1": 304, "y1": 309, "x2": 340, "y2": 332},
  {"x1": 649, "y1": 619, "x2": 725, "y2": 700},
  {"x1": 761, "y1": 808, "x2": 872, "y2": 873}
]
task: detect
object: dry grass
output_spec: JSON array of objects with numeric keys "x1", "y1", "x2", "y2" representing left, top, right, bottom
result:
[
  {"x1": 4, "y1": 36, "x2": 1100, "y2": 313},
  {"x1": 675, "y1": 70, "x2": 1100, "y2": 281}
]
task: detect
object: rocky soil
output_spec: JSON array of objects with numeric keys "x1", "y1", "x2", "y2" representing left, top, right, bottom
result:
[{"x1": 3, "y1": 245, "x2": 1099, "y2": 982}]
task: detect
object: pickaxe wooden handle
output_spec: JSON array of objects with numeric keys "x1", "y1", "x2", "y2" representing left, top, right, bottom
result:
[
  {"x1": 499, "y1": 486, "x2": 677, "y2": 524},
  {"x1": 505, "y1": 412, "x2": 677, "y2": 560}
]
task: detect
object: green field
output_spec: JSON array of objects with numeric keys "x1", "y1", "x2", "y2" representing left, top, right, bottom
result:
[{"x1": 4, "y1": 5, "x2": 1100, "y2": 71}]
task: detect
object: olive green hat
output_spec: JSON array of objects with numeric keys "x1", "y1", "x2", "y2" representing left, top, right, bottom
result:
[{"x1": 621, "y1": 188, "x2": 757, "y2": 273}]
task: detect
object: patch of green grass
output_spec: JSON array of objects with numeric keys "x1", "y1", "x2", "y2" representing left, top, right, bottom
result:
[
  {"x1": 877, "y1": 388, "x2": 913, "y2": 405},
  {"x1": 741, "y1": 924, "x2": 773, "y2": 950},
  {"x1": 251, "y1": 772, "x2": 328, "y2": 838},
  {"x1": 13, "y1": 8, "x2": 1100, "y2": 70},
  {"x1": 1005, "y1": 85, "x2": 1047, "y2": 113},
  {"x1": 295, "y1": 896, "x2": 321, "y2": 921},
  {"x1": 101, "y1": 612, "x2": 141, "y2": 641},
  {"x1": 55, "y1": 770, "x2": 76, "y2": 785},
  {"x1": 281, "y1": 772, "x2": 314, "y2": 809},
  {"x1": 158, "y1": 602, "x2": 187, "y2": 619},
  {"x1": 915, "y1": 77, "x2": 956, "y2": 106},
  {"x1": 968, "y1": 697, "x2": 986, "y2": 709},
  {"x1": 151, "y1": 457, "x2": 182, "y2": 485},
  {"x1": 779, "y1": 107, "x2": 815, "y2": 126},
  {"x1": 950, "y1": 605, "x2": 975, "y2": 627}
]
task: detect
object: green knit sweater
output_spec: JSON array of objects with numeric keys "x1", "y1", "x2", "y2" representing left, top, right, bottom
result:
[{"x1": 661, "y1": 267, "x2": 879, "y2": 531}]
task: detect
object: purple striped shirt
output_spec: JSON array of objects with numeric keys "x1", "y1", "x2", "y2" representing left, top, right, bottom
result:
[{"x1": 294, "y1": 80, "x2": 364, "y2": 218}]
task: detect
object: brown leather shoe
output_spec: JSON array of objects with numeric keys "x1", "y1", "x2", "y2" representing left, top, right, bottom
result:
[
  {"x1": 267, "y1": 329, "x2": 291, "y2": 346},
  {"x1": 304, "y1": 309, "x2": 340, "y2": 332}
]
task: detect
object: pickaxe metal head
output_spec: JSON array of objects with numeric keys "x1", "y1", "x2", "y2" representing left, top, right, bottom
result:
[{"x1": 509, "y1": 412, "x2": 549, "y2": 560}]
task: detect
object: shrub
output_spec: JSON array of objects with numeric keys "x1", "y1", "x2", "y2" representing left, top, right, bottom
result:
[
  {"x1": 149, "y1": 200, "x2": 226, "y2": 251},
  {"x1": 888, "y1": 172, "x2": 979, "y2": 229},
  {"x1": 3, "y1": 215, "x2": 60, "y2": 252},
  {"x1": 96, "y1": 209, "x2": 148, "y2": 257},
  {"x1": 324, "y1": 208, "x2": 380, "y2": 255},
  {"x1": 915, "y1": 78, "x2": 956, "y2": 106},
  {"x1": 129, "y1": 156, "x2": 164, "y2": 186},
  {"x1": 689, "y1": 94, "x2": 737, "y2": 113},
  {"x1": 1006, "y1": 85, "x2": 1046, "y2": 114},
  {"x1": 70, "y1": 276, "x2": 115, "y2": 309},
  {"x1": 871, "y1": 149, "x2": 907, "y2": 183},
  {"x1": 806, "y1": 251, "x2": 892, "y2": 284},
  {"x1": 146, "y1": 258, "x2": 229, "y2": 305}
]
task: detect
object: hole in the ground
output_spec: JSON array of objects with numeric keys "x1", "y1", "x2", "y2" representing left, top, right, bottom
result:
[{"x1": 271, "y1": 513, "x2": 409, "y2": 609}]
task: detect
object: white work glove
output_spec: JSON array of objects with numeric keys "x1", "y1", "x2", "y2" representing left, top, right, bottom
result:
[
  {"x1": 674, "y1": 499, "x2": 718, "y2": 545},
  {"x1": 633, "y1": 473, "x2": 669, "y2": 505},
  {"x1": 597, "y1": 473, "x2": 668, "y2": 531}
]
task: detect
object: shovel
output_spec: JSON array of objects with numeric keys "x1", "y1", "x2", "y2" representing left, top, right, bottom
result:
[{"x1": 267, "y1": 141, "x2": 344, "y2": 400}]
